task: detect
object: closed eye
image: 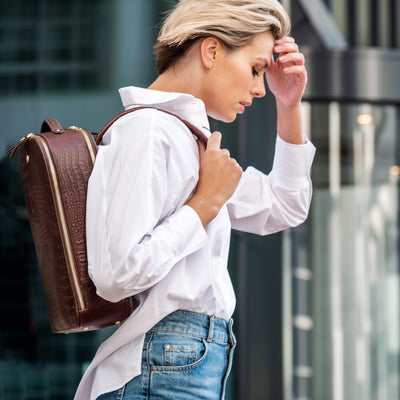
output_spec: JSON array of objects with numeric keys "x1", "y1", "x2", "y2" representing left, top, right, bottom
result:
[{"x1": 252, "y1": 67, "x2": 260, "y2": 77}]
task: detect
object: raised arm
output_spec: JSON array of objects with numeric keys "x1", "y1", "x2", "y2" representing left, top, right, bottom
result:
[{"x1": 266, "y1": 36, "x2": 307, "y2": 145}]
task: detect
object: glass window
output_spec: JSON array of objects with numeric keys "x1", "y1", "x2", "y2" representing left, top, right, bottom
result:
[
  {"x1": 0, "y1": 0, "x2": 109, "y2": 95},
  {"x1": 0, "y1": 1, "x2": 153, "y2": 399},
  {"x1": 284, "y1": 102, "x2": 400, "y2": 400}
]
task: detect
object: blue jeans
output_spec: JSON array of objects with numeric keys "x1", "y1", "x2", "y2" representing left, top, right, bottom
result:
[{"x1": 97, "y1": 310, "x2": 236, "y2": 400}]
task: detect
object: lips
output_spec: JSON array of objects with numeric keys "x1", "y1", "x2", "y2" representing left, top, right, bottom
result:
[{"x1": 238, "y1": 102, "x2": 252, "y2": 113}]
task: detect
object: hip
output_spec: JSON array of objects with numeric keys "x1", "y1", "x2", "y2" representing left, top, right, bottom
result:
[{"x1": 97, "y1": 310, "x2": 236, "y2": 400}]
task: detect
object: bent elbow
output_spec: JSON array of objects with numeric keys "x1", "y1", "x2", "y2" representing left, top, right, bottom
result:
[
  {"x1": 90, "y1": 275, "x2": 124, "y2": 303},
  {"x1": 95, "y1": 284, "x2": 126, "y2": 304},
  {"x1": 287, "y1": 206, "x2": 309, "y2": 228},
  {"x1": 89, "y1": 267, "x2": 130, "y2": 303},
  {"x1": 264, "y1": 190, "x2": 312, "y2": 234},
  {"x1": 282, "y1": 191, "x2": 312, "y2": 228},
  {"x1": 89, "y1": 262, "x2": 151, "y2": 303}
]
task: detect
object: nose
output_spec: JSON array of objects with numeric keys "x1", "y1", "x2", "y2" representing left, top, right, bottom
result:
[{"x1": 251, "y1": 78, "x2": 266, "y2": 98}]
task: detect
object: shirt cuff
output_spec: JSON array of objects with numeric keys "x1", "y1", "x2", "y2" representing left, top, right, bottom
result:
[{"x1": 271, "y1": 134, "x2": 316, "y2": 189}]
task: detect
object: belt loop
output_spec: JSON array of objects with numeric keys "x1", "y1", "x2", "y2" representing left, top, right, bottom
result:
[
  {"x1": 228, "y1": 318, "x2": 236, "y2": 346},
  {"x1": 207, "y1": 315, "x2": 215, "y2": 342}
]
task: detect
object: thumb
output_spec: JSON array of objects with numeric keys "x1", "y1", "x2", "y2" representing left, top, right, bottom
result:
[{"x1": 207, "y1": 131, "x2": 222, "y2": 150}]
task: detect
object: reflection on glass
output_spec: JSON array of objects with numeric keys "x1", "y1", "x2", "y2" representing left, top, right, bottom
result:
[{"x1": 284, "y1": 102, "x2": 400, "y2": 400}]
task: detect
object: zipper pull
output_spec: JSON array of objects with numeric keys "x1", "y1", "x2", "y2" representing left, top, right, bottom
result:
[{"x1": 5, "y1": 133, "x2": 34, "y2": 160}]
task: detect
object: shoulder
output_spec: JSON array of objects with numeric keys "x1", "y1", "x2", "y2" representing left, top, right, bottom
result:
[
  {"x1": 112, "y1": 108, "x2": 193, "y2": 142},
  {"x1": 101, "y1": 108, "x2": 198, "y2": 163}
]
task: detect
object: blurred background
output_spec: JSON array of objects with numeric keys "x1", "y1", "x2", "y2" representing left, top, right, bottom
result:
[{"x1": 0, "y1": 0, "x2": 399, "y2": 399}]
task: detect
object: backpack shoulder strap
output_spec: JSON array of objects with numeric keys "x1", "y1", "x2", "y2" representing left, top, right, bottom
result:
[{"x1": 95, "y1": 106, "x2": 208, "y2": 147}]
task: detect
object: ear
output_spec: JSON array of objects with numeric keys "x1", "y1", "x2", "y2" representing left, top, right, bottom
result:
[{"x1": 200, "y1": 37, "x2": 220, "y2": 70}]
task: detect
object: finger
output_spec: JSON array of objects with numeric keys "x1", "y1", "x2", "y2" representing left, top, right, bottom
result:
[
  {"x1": 277, "y1": 52, "x2": 305, "y2": 66},
  {"x1": 221, "y1": 148, "x2": 230, "y2": 159},
  {"x1": 229, "y1": 157, "x2": 243, "y2": 175},
  {"x1": 207, "y1": 131, "x2": 222, "y2": 150},
  {"x1": 230, "y1": 157, "x2": 242, "y2": 169},
  {"x1": 282, "y1": 65, "x2": 307, "y2": 75},
  {"x1": 268, "y1": 53, "x2": 277, "y2": 66},
  {"x1": 274, "y1": 42, "x2": 299, "y2": 55},
  {"x1": 275, "y1": 36, "x2": 296, "y2": 45}
]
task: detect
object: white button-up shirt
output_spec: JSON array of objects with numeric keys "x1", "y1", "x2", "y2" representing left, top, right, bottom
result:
[{"x1": 74, "y1": 86, "x2": 315, "y2": 400}]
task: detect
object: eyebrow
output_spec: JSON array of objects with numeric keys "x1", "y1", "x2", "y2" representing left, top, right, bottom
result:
[{"x1": 254, "y1": 57, "x2": 271, "y2": 71}]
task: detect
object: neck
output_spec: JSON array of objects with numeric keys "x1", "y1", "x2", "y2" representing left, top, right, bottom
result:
[
  {"x1": 148, "y1": 45, "x2": 205, "y2": 97},
  {"x1": 148, "y1": 68, "x2": 198, "y2": 96}
]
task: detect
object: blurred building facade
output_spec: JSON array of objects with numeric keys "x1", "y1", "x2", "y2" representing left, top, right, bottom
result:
[
  {"x1": 0, "y1": 1, "x2": 399, "y2": 399},
  {"x1": 285, "y1": 1, "x2": 400, "y2": 400}
]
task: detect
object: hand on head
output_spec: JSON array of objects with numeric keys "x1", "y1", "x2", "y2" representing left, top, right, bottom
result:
[{"x1": 266, "y1": 36, "x2": 307, "y2": 107}]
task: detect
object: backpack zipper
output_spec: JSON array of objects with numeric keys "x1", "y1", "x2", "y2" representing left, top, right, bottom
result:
[
  {"x1": 69, "y1": 126, "x2": 97, "y2": 163},
  {"x1": 35, "y1": 135, "x2": 86, "y2": 312}
]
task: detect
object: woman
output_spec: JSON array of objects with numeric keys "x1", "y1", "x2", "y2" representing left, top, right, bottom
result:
[{"x1": 75, "y1": 0, "x2": 315, "y2": 399}]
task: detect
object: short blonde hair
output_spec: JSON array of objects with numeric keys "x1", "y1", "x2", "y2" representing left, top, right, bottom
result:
[{"x1": 154, "y1": 0, "x2": 291, "y2": 73}]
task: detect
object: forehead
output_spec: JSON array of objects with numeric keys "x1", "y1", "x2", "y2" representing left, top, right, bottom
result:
[
  {"x1": 229, "y1": 31, "x2": 275, "y2": 67},
  {"x1": 217, "y1": 31, "x2": 275, "y2": 70},
  {"x1": 247, "y1": 31, "x2": 275, "y2": 57}
]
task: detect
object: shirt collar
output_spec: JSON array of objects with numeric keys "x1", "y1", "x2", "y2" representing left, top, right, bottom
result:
[{"x1": 119, "y1": 86, "x2": 211, "y2": 137}]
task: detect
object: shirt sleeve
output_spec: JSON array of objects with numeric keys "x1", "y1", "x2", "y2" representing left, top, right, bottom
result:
[
  {"x1": 86, "y1": 111, "x2": 208, "y2": 303},
  {"x1": 227, "y1": 134, "x2": 316, "y2": 235}
]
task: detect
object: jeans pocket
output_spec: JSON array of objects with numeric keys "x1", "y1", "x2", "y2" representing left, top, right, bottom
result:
[
  {"x1": 149, "y1": 333, "x2": 209, "y2": 371},
  {"x1": 165, "y1": 343, "x2": 197, "y2": 366}
]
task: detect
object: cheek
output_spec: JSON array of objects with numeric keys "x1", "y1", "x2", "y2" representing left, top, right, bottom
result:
[
  {"x1": 204, "y1": 93, "x2": 236, "y2": 122},
  {"x1": 202, "y1": 67, "x2": 246, "y2": 121},
  {"x1": 213, "y1": 73, "x2": 242, "y2": 102}
]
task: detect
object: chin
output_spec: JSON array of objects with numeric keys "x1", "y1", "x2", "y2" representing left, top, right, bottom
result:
[
  {"x1": 224, "y1": 113, "x2": 238, "y2": 123},
  {"x1": 208, "y1": 111, "x2": 237, "y2": 123}
]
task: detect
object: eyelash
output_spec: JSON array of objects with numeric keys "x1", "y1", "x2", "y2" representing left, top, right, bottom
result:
[{"x1": 252, "y1": 67, "x2": 260, "y2": 77}]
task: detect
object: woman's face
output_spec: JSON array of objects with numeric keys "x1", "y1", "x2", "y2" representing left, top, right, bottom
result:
[{"x1": 203, "y1": 31, "x2": 275, "y2": 123}]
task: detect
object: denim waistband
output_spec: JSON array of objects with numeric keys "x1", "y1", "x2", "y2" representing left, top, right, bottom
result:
[{"x1": 150, "y1": 310, "x2": 233, "y2": 343}]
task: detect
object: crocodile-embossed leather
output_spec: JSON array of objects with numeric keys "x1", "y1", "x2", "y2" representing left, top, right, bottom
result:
[
  {"x1": 17, "y1": 126, "x2": 134, "y2": 333},
  {"x1": 12, "y1": 109, "x2": 206, "y2": 334}
]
